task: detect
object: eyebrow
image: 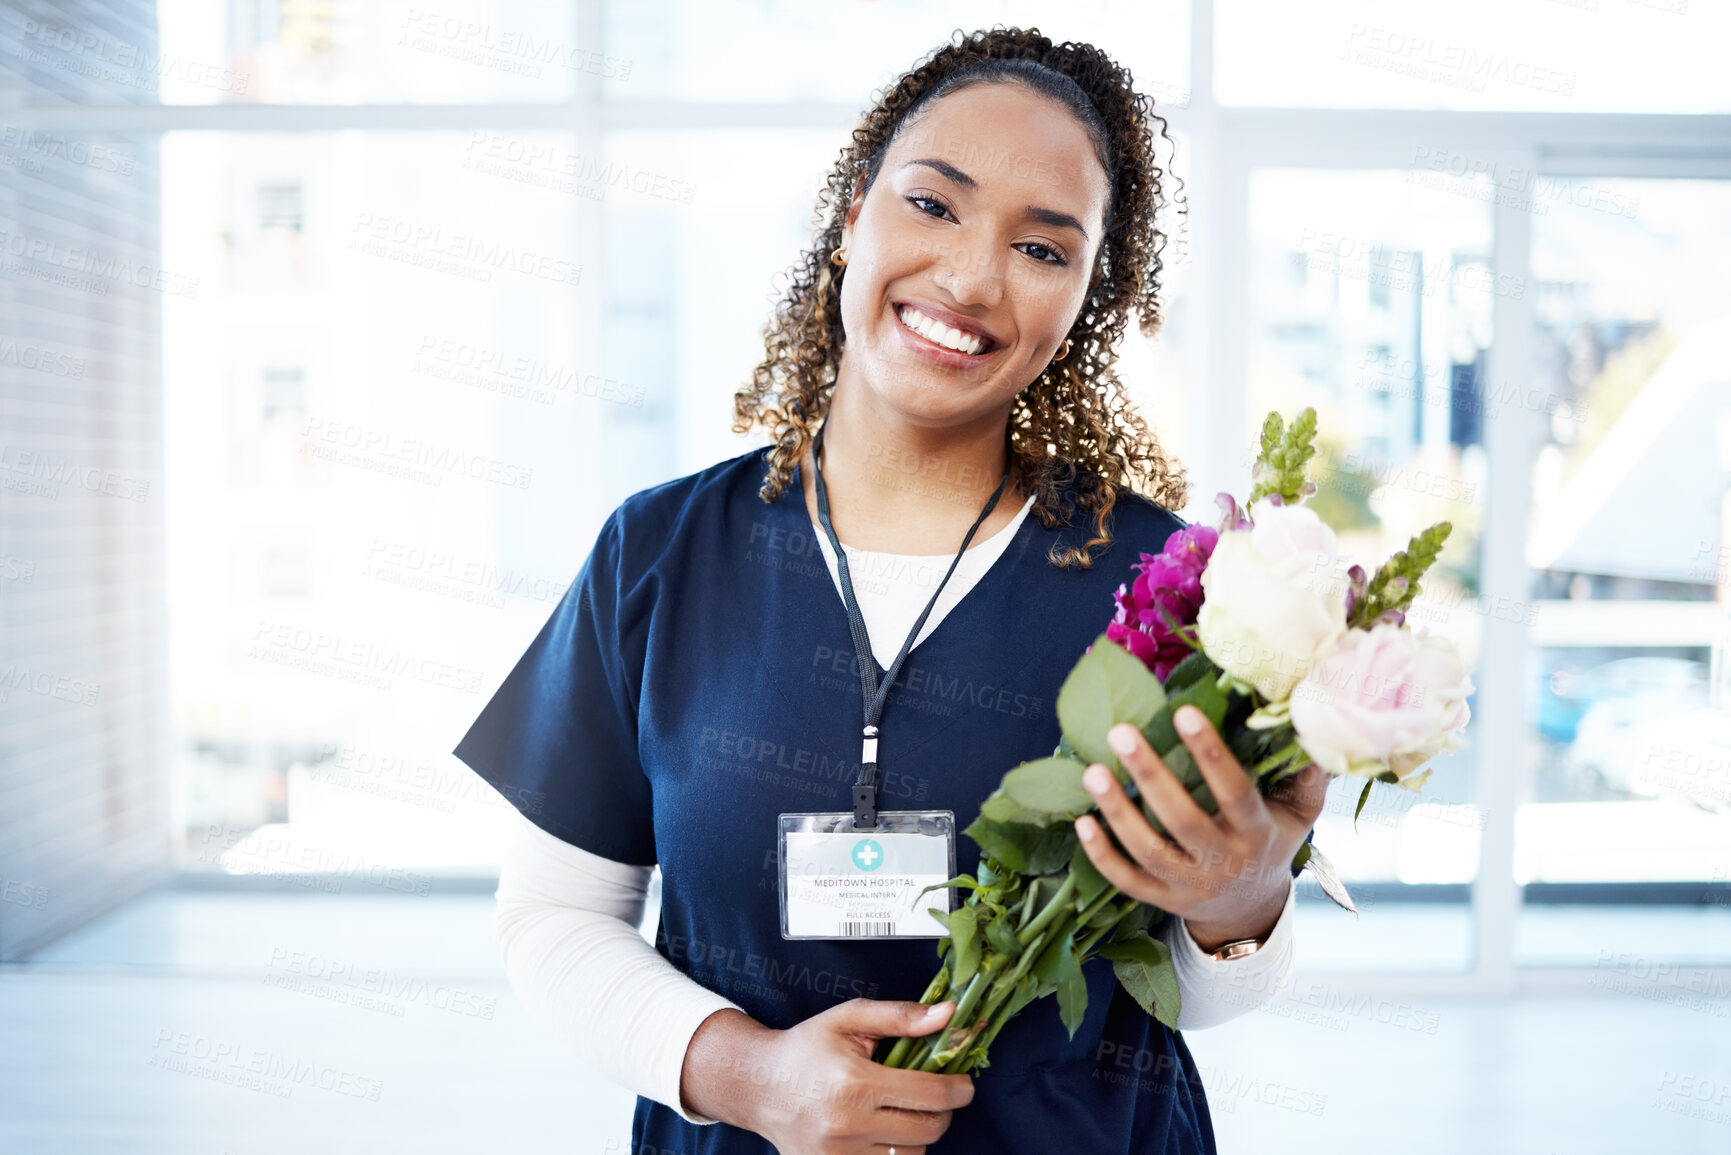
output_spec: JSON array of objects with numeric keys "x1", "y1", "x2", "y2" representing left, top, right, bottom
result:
[{"x1": 903, "y1": 157, "x2": 1090, "y2": 242}]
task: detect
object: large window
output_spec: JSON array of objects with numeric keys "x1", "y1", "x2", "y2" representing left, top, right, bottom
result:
[
  {"x1": 1515, "y1": 177, "x2": 1731, "y2": 963},
  {"x1": 10, "y1": 0, "x2": 1726, "y2": 984}
]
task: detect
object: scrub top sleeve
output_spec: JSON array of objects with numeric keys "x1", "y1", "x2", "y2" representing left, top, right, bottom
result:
[{"x1": 453, "y1": 508, "x2": 657, "y2": 866}]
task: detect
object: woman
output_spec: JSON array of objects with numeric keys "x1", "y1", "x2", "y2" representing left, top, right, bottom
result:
[{"x1": 455, "y1": 28, "x2": 1326, "y2": 1154}]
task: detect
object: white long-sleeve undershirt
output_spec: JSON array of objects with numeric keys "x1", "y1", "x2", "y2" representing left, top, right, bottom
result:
[{"x1": 492, "y1": 494, "x2": 1297, "y2": 1124}]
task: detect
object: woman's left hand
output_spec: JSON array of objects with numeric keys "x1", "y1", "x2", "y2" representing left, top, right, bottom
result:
[{"x1": 1073, "y1": 704, "x2": 1329, "y2": 953}]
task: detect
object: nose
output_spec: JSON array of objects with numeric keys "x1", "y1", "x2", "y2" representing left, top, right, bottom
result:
[{"x1": 935, "y1": 238, "x2": 1005, "y2": 311}]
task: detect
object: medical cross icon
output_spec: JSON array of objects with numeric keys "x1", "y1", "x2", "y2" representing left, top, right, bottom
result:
[{"x1": 852, "y1": 839, "x2": 884, "y2": 872}]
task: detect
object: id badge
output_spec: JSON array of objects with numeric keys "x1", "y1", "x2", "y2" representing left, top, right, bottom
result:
[{"x1": 777, "y1": 811, "x2": 956, "y2": 940}]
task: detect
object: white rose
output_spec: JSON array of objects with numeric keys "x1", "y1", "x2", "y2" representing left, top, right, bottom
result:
[
  {"x1": 1289, "y1": 623, "x2": 1474, "y2": 782},
  {"x1": 1196, "y1": 502, "x2": 1347, "y2": 702}
]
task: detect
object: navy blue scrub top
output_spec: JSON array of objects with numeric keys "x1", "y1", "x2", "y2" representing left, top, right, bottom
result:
[{"x1": 453, "y1": 446, "x2": 1216, "y2": 1154}]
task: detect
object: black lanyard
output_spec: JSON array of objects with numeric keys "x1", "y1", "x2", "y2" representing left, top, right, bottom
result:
[{"x1": 810, "y1": 422, "x2": 1011, "y2": 829}]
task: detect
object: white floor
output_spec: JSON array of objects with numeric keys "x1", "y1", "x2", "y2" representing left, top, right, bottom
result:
[{"x1": 2, "y1": 891, "x2": 1728, "y2": 1154}]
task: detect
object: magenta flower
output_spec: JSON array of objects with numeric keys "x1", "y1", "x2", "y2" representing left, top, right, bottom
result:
[{"x1": 1106, "y1": 524, "x2": 1219, "y2": 680}]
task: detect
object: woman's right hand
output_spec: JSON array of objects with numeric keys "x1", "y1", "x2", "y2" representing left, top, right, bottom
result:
[{"x1": 680, "y1": 998, "x2": 975, "y2": 1153}]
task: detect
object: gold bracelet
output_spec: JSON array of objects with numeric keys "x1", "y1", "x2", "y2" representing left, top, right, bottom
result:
[{"x1": 1207, "y1": 937, "x2": 1265, "y2": 962}]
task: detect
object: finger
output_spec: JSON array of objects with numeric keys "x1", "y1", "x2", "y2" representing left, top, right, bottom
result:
[
  {"x1": 1173, "y1": 706, "x2": 1266, "y2": 834},
  {"x1": 867, "y1": 1104, "x2": 953, "y2": 1149},
  {"x1": 1271, "y1": 762, "x2": 1328, "y2": 832},
  {"x1": 1075, "y1": 814, "x2": 1180, "y2": 901},
  {"x1": 1082, "y1": 759, "x2": 1172, "y2": 868},
  {"x1": 830, "y1": 998, "x2": 956, "y2": 1043},
  {"x1": 868, "y1": 1068, "x2": 975, "y2": 1114},
  {"x1": 1106, "y1": 724, "x2": 1216, "y2": 853}
]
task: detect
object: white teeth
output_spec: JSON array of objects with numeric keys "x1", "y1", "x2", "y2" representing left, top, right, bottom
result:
[{"x1": 898, "y1": 305, "x2": 986, "y2": 355}]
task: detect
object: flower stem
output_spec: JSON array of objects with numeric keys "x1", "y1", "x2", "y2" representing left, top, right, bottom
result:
[
  {"x1": 881, "y1": 966, "x2": 952, "y2": 1069},
  {"x1": 1017, "y1": 874, "x2": 1078, "y2": 947}
]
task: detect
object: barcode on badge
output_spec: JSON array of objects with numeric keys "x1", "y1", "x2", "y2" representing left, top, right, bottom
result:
[{"x1": 839, "y1": 921, "x2": 895, "y2": 937}]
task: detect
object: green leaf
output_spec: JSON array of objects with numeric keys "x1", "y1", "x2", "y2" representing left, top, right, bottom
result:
[
  {"x1": 926, "y1": 907, "x2": 953, "y2": 934},
  {"x1": 1353, "y1": 778, "x2": 1374, "y2": 824},
  {"x1": 1158, "y1": 743, "x2": 1203, "y2": 790},
  {"x1": 1086, "y1": 899, "x2": 1125, "y2": 929},
  {"x1": 1162, "y1": 650, "x2": 1215, "y2": 692},
  {"x1": 1109, "y1": 903, "x2": 1157, "y2": 944},
  {"x1": 1142, "y1": 675, "x2": 1230, "y2": 756},
  {"x1": 964, "y1": 817, "x2": 1075, "y2": 876},
  {"x1": 950, "y1": 906, "x2": 983, "y2": 987},
  {"x1": 980, "y1": 790, "x2": 1053, "y2": 826},
  {"x1": 1101, "y1": 933, "x2": 1181, "y2": 1030},
  {"x1": 965, "y1": 816, "x2": 1031, "y2": 873},
  {"x1": 916, "y1": 874, "x2": 978, "y2": 901},
  {"x1": 1001, "y1": 757, "x2": 1094, "y2": 821},
  {"x1": 1056, "y1": 940, "x2": 1088, "y2": 1039},
  {"x1": 1069, "y1": 842, "x2": 1113, "y2": 907},
  {"x1": 985, "y1": 910, "x2": 1021, "y2": 957},
  {"x1": 1031, "y1": 924, "x2": 1072, "y2": 990},
  {"x1": 1291, "y1": 840, "x2": 1312, "y2": 871},
  {"x1": 1057, "y1": 632, "x2": 1167, "y2": 770},
  {"x1": 1188, "y1": 777, "x2": 1218, "y2": 818}
]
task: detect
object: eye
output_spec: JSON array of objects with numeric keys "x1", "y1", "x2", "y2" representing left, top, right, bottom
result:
[
  {"x1": 906, "y1": 194, "x2": 955, "y2": 222},
  {"x1": 1016, "y1": 241, "x2": 1068, "y2": 266}
]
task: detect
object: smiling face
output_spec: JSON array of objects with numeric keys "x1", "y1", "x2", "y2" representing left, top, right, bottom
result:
[{"x1": 834, "y1": 80, "x2": 1112, "y2": 430}]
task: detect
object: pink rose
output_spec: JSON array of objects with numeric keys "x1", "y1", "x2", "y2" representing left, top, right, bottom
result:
[{"x1": 1288, "y1": 623, "x2": 1473, "y2": 782}]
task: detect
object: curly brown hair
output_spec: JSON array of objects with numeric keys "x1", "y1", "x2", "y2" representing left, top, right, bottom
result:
[{"x1": 731, "y1": 26, "x2": 1189, "y2": 568}]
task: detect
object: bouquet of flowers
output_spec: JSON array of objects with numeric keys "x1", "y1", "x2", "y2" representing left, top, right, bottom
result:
[{"x1": 875, "y1": 408, "x2": 1475, "y2": 1075}]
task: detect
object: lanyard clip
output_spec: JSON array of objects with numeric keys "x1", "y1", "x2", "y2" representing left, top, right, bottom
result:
[{"x1": 853, "y1": 725, "x2": 880, "y2": 830}]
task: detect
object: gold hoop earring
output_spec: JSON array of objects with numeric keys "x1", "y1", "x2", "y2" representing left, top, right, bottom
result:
[
  {"x1": 1053, "y1": 338, "x2": 1072, "y2": 362},
  {"x1": 830, "y1": 246, "x2": 848, "y2": 266}
]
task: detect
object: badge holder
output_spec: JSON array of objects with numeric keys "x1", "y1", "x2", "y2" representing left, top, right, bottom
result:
[{"x1": 777, "y1": 810, "x2": 956, "y2": 940}]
